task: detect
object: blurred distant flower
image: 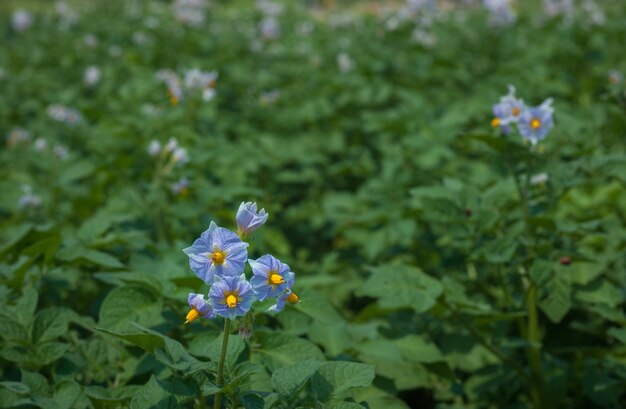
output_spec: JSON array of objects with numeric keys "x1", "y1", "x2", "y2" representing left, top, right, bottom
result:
[
  {"x1": 108, "y1": 45, "x2": 122, "y2": 58},
  {"x1": 157, "y1": 70, "x2": 184, "y2": 104},
  {"x1": 132, "y1": 31, "x2": 149, "y2": 46},
  {"x1": 164, "y1": 137, "x2": 178, "y2": 153},
  {"x1": 19, "y1": 185, "x2": 42, "y2": 209},
  {"x1": 172, "y1": 176, "x2": 190, "y2": 196},
  {"x1": 184, "y1": 69, "x2": 218, "y2": 101},
  {"x1": 209, "y1": 274, "x2": 255, "y2": 319},
  {"x1": 543, "y1": 0, "x2": 574, "y2": 20},
  {"x1": 6, "y1": 128, "x2": 30, "y2": 147},
  {"x1": 144, "y1": 16, "x2": 160, "y2": 29},
  {"x1": 12, "y1": 10, "x2": 33, "y2": 32},
  {"x1": 249, "y1": 255, "x2": 294, "y2": 302},
  {"x1": 519, "y1": 99, "x2": 555, "y2": 145},
  {"x1": 54, "y1": 145, "x2": 69, "y2": 160},
  {"x1": 297, "y1": 21, "x2": 314, "y2": 36},
  {"x1": 0, "y1": 68, "x2": 5, "y2": 80},
  {"x1": 337, "y1": 53, "x2": 354, "y2": 73},
  {"x1": 148, "y1": 140, "x2": 161, "y2": 156},
  {"x1": 582, "y1": 0, "x2": 605, "y2": 26},
  {"x1": 492, "y1": 85, "x2": 525, "y2": 132},
  {"x1": 172, "y1": 147, "x2": 189, "y2": 165},
  {"x1": 260, "y1": 89, "x2": 281, "y2": 105},
  {"x1": 185, "y1": 293, "x2": 215, "y2": 323},
  {"x1": 483, "y1": 0, "x2": 516, "y2": 26},
  {"x1": 411, "y1": 28, "x2": 437, "y2": 47},
  {"x1": 173, "y1": 0, "x2": 208, "y2": 27},
  {"x1": 256, "y1": 0, "x2": 283, "y2": 16},
  {"x1": 236, "y1": 202, "x2": 268, "y2": 238},
  {"x1": 55, "y1": 1, "x2": 79, "y2": 29},
  {"x1": 83, "y1": 33, "x2": 98, "y2": 48},
  {"x1": 183, "y1": 221, "x2": 249, "y2": 285},
  {"x1": 530, "y1": 172, "x2": 549, "y2": 185},
  {"x1": 608, "y1": 70, "x2": 623, "y2": 85},
  {"x1": 83, "y1": 65, "x2": 101, "y2": 87},
  {"x1": 34, "y1": 138, "x2": 48, "y2": 151},
  {"x1": 260, "y1": 16, "x2": 280, "y2": 40},
  {"x1": 47, "y1": 104, "x2": 82, "y2": 125}
]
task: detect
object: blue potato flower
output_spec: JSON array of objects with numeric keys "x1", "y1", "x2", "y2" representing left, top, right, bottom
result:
[
  {"x1": 267, "y1": 290, "x2": 299, "y2": 313},
  {"x1": 209, "y1": 274, "x2": 255, "y2": 319},
  {"x1": 183, "y1": 221, "x2": 249, "y2": 285},
  {"x1": 249, "y1": 254, "x2": 295, "y2": 302},
  {"x1": 518, "y1": 99, "x2": 554, "y2": 145},
  {"x1": 185, "y1": 293, "x2": 215, "y2": 323},
  {"x1": 236, "y1": 202, "x2": 268, "y2": 238},
  {"x1": 492, "y1": 85, "x2": 525, "y2": 133}
]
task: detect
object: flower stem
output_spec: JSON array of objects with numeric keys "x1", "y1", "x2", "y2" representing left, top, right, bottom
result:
[{"x1": 214, "y1": 319, "x2": 231, "y2": 409}]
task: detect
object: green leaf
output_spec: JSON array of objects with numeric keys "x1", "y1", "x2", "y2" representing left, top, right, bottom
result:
[
  {"x1": 0, "y1": 314, "x2": 29, "y2": 342},
  {"x1": 53, "y1": 380, "x2": 81, "y2": 409},
  {"x1": 96, "y1": 327, "x2": 165, "y2": 353},
  {"x1": 254, "y1": 333, "x2": 325, "y2": 371},
  {"x1": 358, "y1": 265, "x2": 442, "y2": 312},
  {"x1": 239, "y1": 392, "x2": 265, "y2": 409},
  {"x1": 539, "y1": 274, "x2": 571, "y2": 324},
  {"x1": 32, "y1": 307, "x2": 70, "y2": 343},
  {"x1": 308, "y1": 321, "x2": 351, "y2": 356},
  {"x1": 130, "y1": 376, "x2": 196, "y2": 409},
  {"x1": 98, "y1": 286, "x2": 162, "y2": 331},
  {"x1": 0, "y1": 223, "x2": 33, "y2": 254},
  {"x1": 311, "y1": 362, "x2": 375, "y2": 403},
  {"x1": 34, "y1": 342, "x2": 69, "y2": 366},
  {"x1": 0, "y1": 381, "x2": 30, "y2": 395},
  {"x1": 330, "y1": 402, "x2": 366, "y2": 409},
  {"x1": 607, "y1": 327, "x2": 626, "y2": 344},
  {"x1": 205, "y1": 331, "x2": 246, "y2": 372},
  {"x1": 271, "y1": 359, "x2": 325, "y2": 398}
]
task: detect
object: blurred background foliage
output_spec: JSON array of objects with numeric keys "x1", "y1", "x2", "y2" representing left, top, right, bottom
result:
[{"x1": 0, "y1": 0, "x2": 625, "y2": 408}]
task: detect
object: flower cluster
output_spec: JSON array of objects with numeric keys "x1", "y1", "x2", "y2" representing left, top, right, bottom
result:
[
  {"x1": 172, "y1": 0, "x2": 208, "y2": 27},
  {"x1": 156, "y1": 68, "x2": 217, "y2": 104},
  {"x1": 483, "y1": 0, "x2": 516, "y2": 26},
  {"x1": 183, "y1": 203, "x2": 298, "y2": 325},
  {"x1": 491, "y1": 85, "x2": 555, "y2": 146},
  {"x1": 6, "y1": 128, "x2": 30, "y2": 147},
  {"x1": 147, "y1": 137, "x2": 189, "y2": 166},
  {"x1": 47, "y1": 104, "x2": 82, "y2": 125},
  {"x1": 18, "y1": 185, "x2": 42, "y2": 209}
]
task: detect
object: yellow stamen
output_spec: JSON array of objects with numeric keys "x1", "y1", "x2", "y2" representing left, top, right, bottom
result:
[
  {"x1": 491, "y1": 117, "x2": 500, "y2": 127},
  {"x1": 185, "y1": 308, "x2": 200, "y2": 324},
  {"x1": 530, "y1": 118, "x2": 541, "y2": 129},
  {"x1": 268, "y1": 273, "x2": 285, "y2": 285},
  {"x1": 210, "y1": 251, "x2": 225, "y2": 265},
  {"x1": 287, "y1": 292, "x2": 299, "y2": 303},
  {"x1": 226, "y1": 294, "x2": 238, "y2": 308},
  {"x1": 511, "y1": 107, "x2": 520, "y2": 116}
]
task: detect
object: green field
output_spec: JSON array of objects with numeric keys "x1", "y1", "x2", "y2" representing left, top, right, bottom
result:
[{"x1": 1, "y1": 1, "x2": 625, "y2": 408}]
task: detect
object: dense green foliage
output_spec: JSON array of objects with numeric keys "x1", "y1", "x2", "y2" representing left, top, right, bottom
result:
[{"x1": 1, "y1": 1, "x2": 625, "y2": 408}]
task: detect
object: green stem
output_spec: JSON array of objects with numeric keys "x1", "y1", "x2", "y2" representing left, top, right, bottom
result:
[
  {"x1": 526, "y1": 283, "x2": 547, "y2": 409},
  {"x1": 214, "y1": 319, "x2": 231, "y2": 409}
]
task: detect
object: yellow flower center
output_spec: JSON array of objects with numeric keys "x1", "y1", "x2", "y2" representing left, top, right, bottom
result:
[
  {"x1": 287, "y1": 292, "x2": 299, "y2": 303},
  {"x1": 185, "y1": 308, "x2": 200, "y2": 324},
  {"x1": 491, "y1": 117, "x2": 500, "y2": 127},
  {"x1": 512, "y1": 107, "x2": 520, "y2": 116},
  {"x1": 268, "y1": 273, "x2": 285, "y2": 285},
  {"x1": 226, "y1": 294, "x2": 238, "y2": 308},
  {"x1": 210, "y1": 250, "x2": 225, "y2": 265},
  {"x1": 530, "y1": 118, "x2": 541, "y2": 129}
]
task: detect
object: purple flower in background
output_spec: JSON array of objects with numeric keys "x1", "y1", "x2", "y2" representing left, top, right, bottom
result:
[
  {"x1": 249, "y1": 254, "x2": 294, "y2": 301},
  {"x1": 185, "y1": 293, "x2": 215, "y2": 323},
  {"x1": 236, "y1": 202, "x2": 268, "y2": 238},
  {"x1": 183, "y1": 222, "x2": 249, "y2": 285},
  {"x1": 209, "y1": 274, "x2": 255, "y2": 319},
  {"x1": 518, "y1": 99, "x2": 554, "y2": 145},
  {"x1": 492, "y1": 85, "x2": 525, "y2": 133}
]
